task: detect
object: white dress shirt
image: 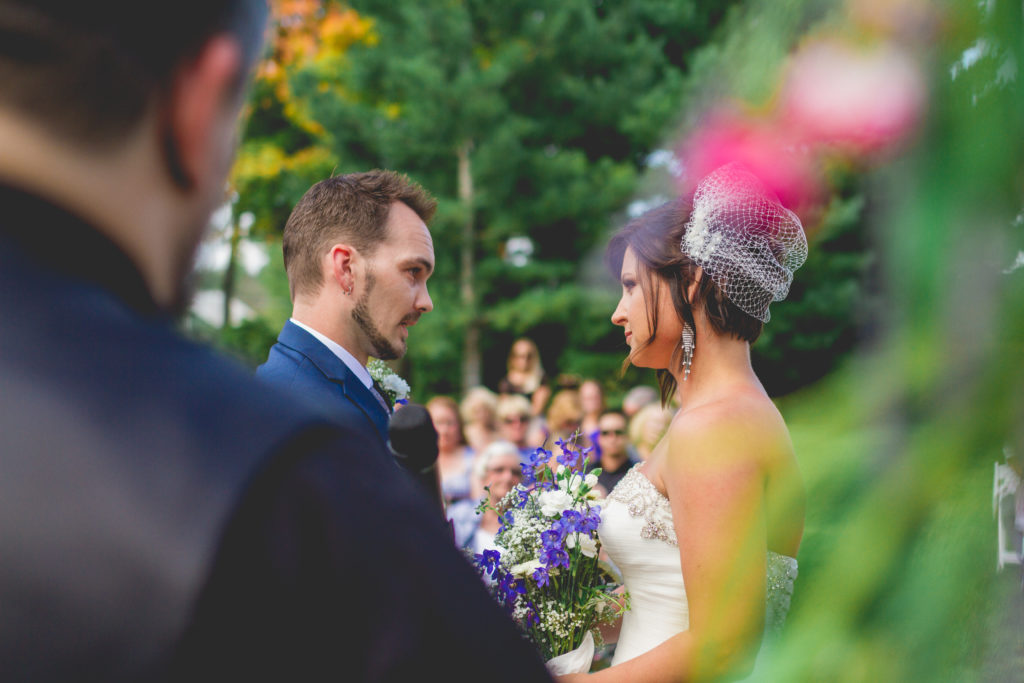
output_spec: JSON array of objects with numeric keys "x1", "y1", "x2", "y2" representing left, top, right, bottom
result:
[{"x1": 289, "y1": 318, "x2": 373, "y2": 389}]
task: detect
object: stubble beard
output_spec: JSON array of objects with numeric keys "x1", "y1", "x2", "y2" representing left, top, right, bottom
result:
[{"x1": 352, "y1": 270, "x2": 404, "y2": 361}]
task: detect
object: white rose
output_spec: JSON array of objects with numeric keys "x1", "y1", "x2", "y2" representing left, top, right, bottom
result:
[
  {"x1": 584, "y1": 473, "x2": 598, "y2": 488},
  {"x1": 382, "y1": 374, "x2": 410, "y2": 400},
  {"x1": 565, "y1": 532, "x2": 598, "y2": 558},
  {"x1": 510, "y1": 559, "x2": 543, "y2": 578},
  {"x1": 539, "y1": 490, "x2": 574, "y2": 517}
]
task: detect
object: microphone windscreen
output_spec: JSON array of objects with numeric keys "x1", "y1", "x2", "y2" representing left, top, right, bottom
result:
[{"x1": 388, "y1": 403, "x2": 439, "y2": 473}]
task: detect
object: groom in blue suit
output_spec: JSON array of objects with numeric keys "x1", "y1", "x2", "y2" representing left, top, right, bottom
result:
[{"x1": 258, "y1": 170, "x2": 436, "y2": 450}]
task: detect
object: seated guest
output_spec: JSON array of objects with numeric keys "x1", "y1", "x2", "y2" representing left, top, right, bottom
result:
[
  {"x1": 622, "y1": 384, "x2": 658, "y2": 419},
  {"x1": 594, "y1": 410, "x2": 639, "y2": 495},
  {"x1": 449, "y1": 441, "x2": 524, "y2": 554},
  {"x1": 496, "y1": 394, "x2": 536, "y2": 462},
  {"x1": 629, "y1": 402, "x2": 676, "y2": 461},
  {"x1": 426, "y1": 396, "x2": 475, "y2": 506},
  {"x1": 497, "y1": 337, "x2": 551, "y2": 417},
  {"x1": 579, "y1": 379, "x2": 606, "y2": 457},
  {"x1": 460, "y1": 386, "x2": 499, "y2": 453},
  {"x1": 532, "y1": 388, "x2": 585, "y2": 455}
]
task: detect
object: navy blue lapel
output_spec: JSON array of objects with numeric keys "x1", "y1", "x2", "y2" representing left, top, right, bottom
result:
[{"x1": 276, "y1": 321, "x2": 390, "y2": 443}]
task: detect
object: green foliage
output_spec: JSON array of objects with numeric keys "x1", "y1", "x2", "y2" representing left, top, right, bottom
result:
[
  {"x1": 186, "y1": 316, "x2": 280, "y2": 369},
  {"x1": 235, "y1": 0, "x2": 747, "y2": 398}
]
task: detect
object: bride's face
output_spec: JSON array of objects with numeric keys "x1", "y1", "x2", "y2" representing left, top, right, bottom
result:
[{"x1": 611, "y1": 247, "x2": 682, "y2": 369}]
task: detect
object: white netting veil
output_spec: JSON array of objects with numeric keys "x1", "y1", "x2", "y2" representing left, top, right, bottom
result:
[{"x1": 680, "y1": 163, "x2": 808, "y2": 323}]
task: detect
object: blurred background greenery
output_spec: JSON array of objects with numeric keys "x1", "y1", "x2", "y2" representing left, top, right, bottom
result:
[{"x1": 185, "y1": 0, "x2": 1024, "y2": 678}]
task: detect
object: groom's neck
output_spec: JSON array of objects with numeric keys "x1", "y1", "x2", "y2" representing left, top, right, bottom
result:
[{"x1": 292, "y1": 298, "x2": 367, "y2": 366}]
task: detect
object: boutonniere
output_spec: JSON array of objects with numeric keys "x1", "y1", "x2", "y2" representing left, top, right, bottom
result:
[{"x1": 367, "y1": 358, "x2": 411, "y2": 407}]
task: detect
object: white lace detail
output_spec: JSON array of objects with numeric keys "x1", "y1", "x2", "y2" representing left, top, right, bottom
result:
[
  {"x1": 607, "y1": 465, "x2": 677, "y2": 547},
  {"x1": 765, "y1": 553, "x2": 798, "y2": 634}
]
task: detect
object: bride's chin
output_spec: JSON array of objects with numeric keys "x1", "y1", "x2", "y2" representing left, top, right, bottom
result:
[{"x1": 627, "y1": 352, "x2": 664, "y2": 371}]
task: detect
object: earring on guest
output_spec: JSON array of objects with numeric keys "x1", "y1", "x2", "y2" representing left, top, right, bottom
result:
[{"x1": 680, "y1": 322, "x2": 695, "y2": 381}]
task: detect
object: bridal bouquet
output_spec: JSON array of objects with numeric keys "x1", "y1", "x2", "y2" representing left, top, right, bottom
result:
[{"x1": 474, "y1": 437, "x2": 627, "y2": 670}]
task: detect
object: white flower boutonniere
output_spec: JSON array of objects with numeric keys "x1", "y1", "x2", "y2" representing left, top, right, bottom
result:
[{"x1": 367, "y1": 358, "x2": 411, "y2": 407}]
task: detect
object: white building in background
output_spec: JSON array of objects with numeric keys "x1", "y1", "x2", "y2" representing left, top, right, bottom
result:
[
  {"x1": 189, "y1": 199, "x2": 270, "y2": 328},
  {"x1": 190, "y1": 290, "x2": 256, "y2": 329}
]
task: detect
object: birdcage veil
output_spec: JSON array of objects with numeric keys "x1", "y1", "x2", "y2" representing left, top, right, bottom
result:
[{"x1": 680, "y1": 163, "x2": 807, "y2": 323}]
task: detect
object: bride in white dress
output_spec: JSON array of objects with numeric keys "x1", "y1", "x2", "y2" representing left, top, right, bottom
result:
[{"x1": 562, "y1": 164, "x2": 807, "y2": 681}]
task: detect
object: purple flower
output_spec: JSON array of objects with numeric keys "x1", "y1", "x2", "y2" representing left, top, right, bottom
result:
[
  {"x1": 533, "y1": 565, "x2": 551, "y2": 587},
  {"x1": 477, "y1": 549, "x2": 501, "y2": 577},
  {"x1": 541, "y1": 528, "x2": 565, "y2": 549},
  {"x1": 540, "y1": 545, "x2": 570, "y2": 569},
  {"x1": 498, "y1": 510, "x2": 515, "y2": 534},
  {"x1": 524, "y1": 601, "x2": 541, "y2": 627},
  {"x1": 524, "y1": 447, "x2": 552, "y2": 485},
  {"x1": 556, "y1": 446, "x2": 581, "y2": 470},
  {"x1": 578, "y1": 506, "x2": 601, "y2": 534},
  {"x1": 559, "y1": 510, "x2": 583, "y2": 533}
]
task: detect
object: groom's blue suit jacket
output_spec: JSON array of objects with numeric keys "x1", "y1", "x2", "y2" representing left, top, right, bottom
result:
[{"x1": 256, "y1": 320, "x2": 391, "y2": 450}]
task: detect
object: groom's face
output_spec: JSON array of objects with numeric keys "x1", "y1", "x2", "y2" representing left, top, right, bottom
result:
[{"x1": 351, "y1": 201, "x2": 434, "y2": 360}]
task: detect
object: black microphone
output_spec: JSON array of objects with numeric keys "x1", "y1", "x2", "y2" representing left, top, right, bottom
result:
[{"x1": 388, "y1": 403, "x2": 445, "y2": 517}]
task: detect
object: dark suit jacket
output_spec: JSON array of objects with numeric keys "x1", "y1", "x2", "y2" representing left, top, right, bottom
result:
[
  {"x1": 257, "y1": 321, "x2": 390, "y2": 448},
  {"x1": 0, "y1": 184, "x2": 551, "y2": 682}
]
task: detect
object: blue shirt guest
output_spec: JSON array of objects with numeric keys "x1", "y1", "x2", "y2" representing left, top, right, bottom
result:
[
  {"x1": 0, "y1": 1, "x2": 552, "y2": 680},
  {"x1": 258, "y1": 170, "x2": 436, "y2": 449}
]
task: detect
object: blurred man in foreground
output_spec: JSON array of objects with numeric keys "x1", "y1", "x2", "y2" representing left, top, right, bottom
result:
[{"x1": 0, "y1": 1, "x2": 550, "y2": 680}]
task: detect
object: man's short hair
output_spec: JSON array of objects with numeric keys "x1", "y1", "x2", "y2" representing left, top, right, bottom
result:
[
  {"x1": 283, "y1": 170, "x2": 437, "y2": 299},
  {"x1": 0, "y1": 0, "x2": 267, "y2": 148}
]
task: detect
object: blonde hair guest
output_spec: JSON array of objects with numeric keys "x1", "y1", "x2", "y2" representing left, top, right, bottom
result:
[
  {"x1": 459, "y1": 386, "x2": 499, "y2": 453},
  {"x1": 627, "y1": 403, "x2": 675, "y2": 461}
]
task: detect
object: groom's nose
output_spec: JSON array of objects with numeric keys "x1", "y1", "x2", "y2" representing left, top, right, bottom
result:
[{"x1": 416, "y1": 284, "x2": 433, "y2": 313}]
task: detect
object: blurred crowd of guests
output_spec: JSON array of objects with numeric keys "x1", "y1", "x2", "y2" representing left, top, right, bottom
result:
[{"x1": 425, "y1": 337, "x2": 678, "y2": 551}]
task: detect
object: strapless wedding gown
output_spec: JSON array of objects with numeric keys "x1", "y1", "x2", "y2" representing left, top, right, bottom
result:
[{"x1": 599, "y1": 464, "x2": 798, "y2": 667}]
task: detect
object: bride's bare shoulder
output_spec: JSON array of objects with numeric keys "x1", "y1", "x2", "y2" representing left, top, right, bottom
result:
[{"x1": 665, "y1": 389, "x2": 792, "y2": 474}]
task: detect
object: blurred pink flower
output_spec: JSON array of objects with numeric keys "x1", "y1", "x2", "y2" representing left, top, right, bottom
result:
[
  {"x1": 781, "y1": 39, "x2": 926, "y2": 157},
  {"x1": 679, "y1": 109, "x2": 821, "y2": 214}
]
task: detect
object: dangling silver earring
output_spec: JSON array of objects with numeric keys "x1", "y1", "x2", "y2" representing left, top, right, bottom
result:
[{"x1": 680, "y1": 322, "x2": 695, "y2": 381}]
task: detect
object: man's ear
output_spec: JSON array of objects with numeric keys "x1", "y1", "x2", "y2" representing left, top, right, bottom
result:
[
  {"x1": 159, "y1": 35, "x2": 243, "y2": 191},
  {"x1": 329, "y1": 244, "x2": 356, "y2": 295}
]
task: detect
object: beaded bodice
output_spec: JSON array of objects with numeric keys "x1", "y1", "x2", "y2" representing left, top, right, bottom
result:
[
  {"x1": 606, "y1": 464, "x2": 677, "y2": 546},
  {"x1": 599, "y1": 464, "x2": 798, "y2": 666}
]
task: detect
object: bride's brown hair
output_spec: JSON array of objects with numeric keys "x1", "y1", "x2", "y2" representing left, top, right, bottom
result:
[{"x1": 606, "y1": 199, "x2": 762, "y2": 404}]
